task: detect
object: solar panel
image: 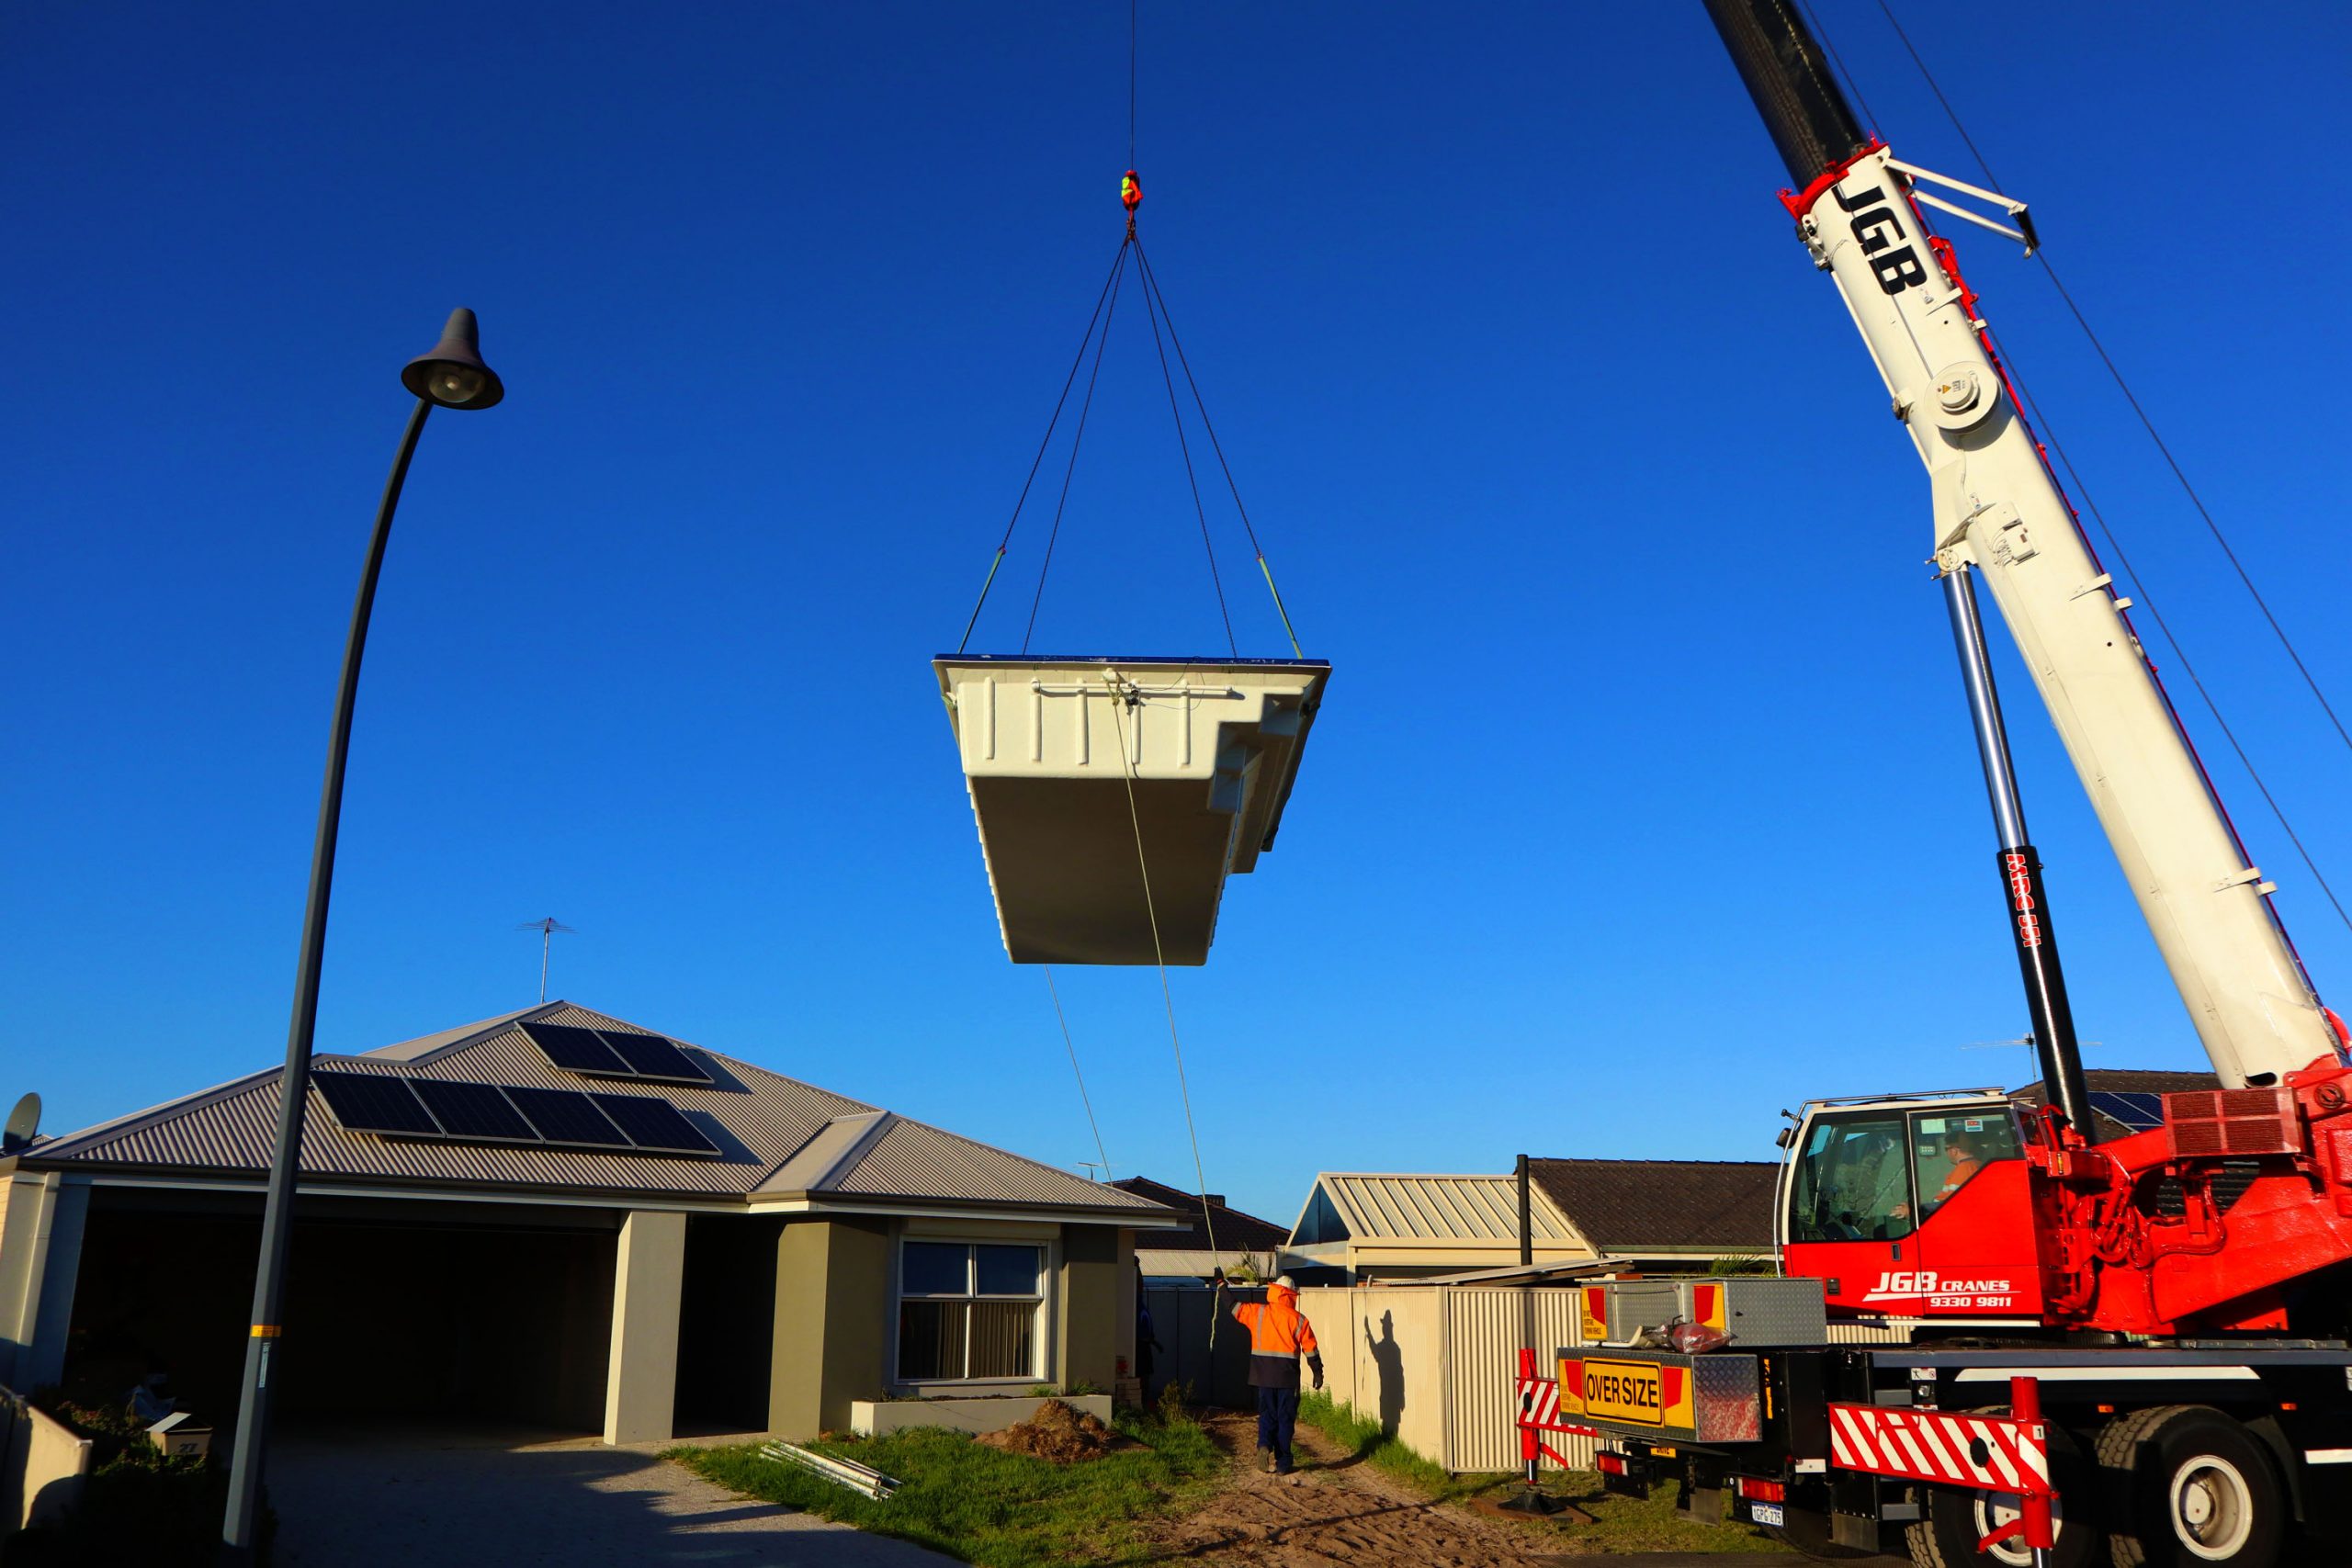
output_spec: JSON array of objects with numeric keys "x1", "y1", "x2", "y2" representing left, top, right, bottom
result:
[
  {"x1": 311, "y1": 1071, "x2": 441, "y2": 1135},
  {"x1": 596, "y1": 1030, "x2": 712, "y2": 1085},
  {"x1": 522, "y1": 1022, "x2": 629, "y2": 1075},
  {"x1": 590, "y1": 1092, "x2": 720, "y2": 1156},
  {"x1": 504, "y1": 1086, "x2": 633, "y2": 1147},
  {"x1": 413, "y1": 1079, "x2": 538, "y2": 1142},
  {"x1": 2090, "y1": 1090, "x2": 2167, "y2": 1134}
]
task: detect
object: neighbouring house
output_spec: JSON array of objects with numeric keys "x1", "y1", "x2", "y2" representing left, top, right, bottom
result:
[
  {"x1": 1282, "y1": 1172, "x2": 1589, "y2": 1283},
  {"x1": 1527, "y1": 1158, "x2": 1778, "y2": 1272},
  {"x1": 1283, "y1": 1161, "x2": 1780, "y2": 1285},
  {"x1": 0, "y1": 1002, "x2": 1179, "y2": 1446},
  {"x1": 2017, "y1": 1066, "x2": 2221, "y2": 1141},
  {"x1": 1108, "y1": 1177, "x2": 1289, "y2": 1282}
]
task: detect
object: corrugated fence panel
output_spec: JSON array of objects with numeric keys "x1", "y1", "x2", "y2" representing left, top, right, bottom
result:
[
  {"x1": 1142, "y1": 1286, "x2": 1261, "y2": 1409},
  {"x1": 1442, "y1": 1289, "x2": 1595, "y2": 1473}
]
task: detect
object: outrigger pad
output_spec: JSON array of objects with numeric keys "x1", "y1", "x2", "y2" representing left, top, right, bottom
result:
[{"x1": 933, "y1": 655, "x2": 1330, "y2": 965}]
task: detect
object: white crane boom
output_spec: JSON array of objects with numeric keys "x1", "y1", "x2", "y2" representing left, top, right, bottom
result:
[{"x1": 1796, "y1": 145, "x2": 2332, "y2": 1087}]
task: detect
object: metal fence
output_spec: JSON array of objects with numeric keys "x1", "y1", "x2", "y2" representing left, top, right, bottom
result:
[
  {"x1": 2, "y1": 1384, "x2": 93, "y2": 1534},
  {"x1": 1152, "y1": 1283, "x2": 1917, "y2": 1475}
]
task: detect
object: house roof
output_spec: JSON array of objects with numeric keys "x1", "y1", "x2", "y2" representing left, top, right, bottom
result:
[
  {"x1": 1527, "y1": 1158, "x2": 1776, "y2": 1253},
  {"x1": 2015, "y1": 1067, "x2": 2222, "y2": 1143},
  {"x1": 1295, "y1": 1172, "x2": 1582, "y2": 1245},
  {"x1": 19, "y1": 1001, "x2": 1175, "y2": 1222},
  {"x1": 1110, "y1": 1177, "x2": 1290, "y2": 1252}
]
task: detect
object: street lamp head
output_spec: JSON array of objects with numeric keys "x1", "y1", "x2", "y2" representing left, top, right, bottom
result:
[{"x1": 401, "y1": 307, "x2": 503, "y2": 410}]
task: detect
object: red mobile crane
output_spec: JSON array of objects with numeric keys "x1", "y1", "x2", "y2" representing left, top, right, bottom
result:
[{"x1": 1521, "y1": 6, "x2": 2352, "y2": 1565}]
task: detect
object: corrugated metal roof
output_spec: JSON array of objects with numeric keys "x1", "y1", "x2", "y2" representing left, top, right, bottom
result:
[
  {"x1": 1307, "y1": 1173, "x2": 1581, "y2": 1244},
  {"x1": 26, "y1": 1002, "x2": 1170, "y2": 1219}
]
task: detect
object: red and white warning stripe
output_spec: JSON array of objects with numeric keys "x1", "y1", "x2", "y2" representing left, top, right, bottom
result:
[
  {"x1": 1516, "y1": 1375, "x2": 1561, "y2": 1429},
  {"x1": 1827, "y1": 1403, "x2": 2051, "y2": 1495}
]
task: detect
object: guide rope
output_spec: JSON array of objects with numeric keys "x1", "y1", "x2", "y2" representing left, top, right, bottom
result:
[
  {"x1": 1106, "y1": 683, "x2": 1224, "y2": 1287},
  {"x1": 1042, "y1": 964, "x2": 1114, "y2": 1181}
]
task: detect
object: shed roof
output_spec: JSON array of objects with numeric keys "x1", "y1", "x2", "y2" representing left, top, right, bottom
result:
[
  {"x1": 22, "y1": 1001, "x2": 1174, "y2": 1222},
  {"x1": 1295, "y1": 1172, "x2": 1582, "y2": 1245},
  {"x1": 1527, "y1": 1158, "x2": 1776, "y2": 1253}
]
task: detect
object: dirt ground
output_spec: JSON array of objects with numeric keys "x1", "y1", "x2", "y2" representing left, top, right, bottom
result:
[{"x1": 1136, "y1": 1409, "x2": 1580, "y2": 1567}]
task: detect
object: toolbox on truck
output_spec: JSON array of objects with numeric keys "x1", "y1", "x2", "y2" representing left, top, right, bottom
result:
[{"x1": 933, "y1": 655, "x2": 1329, "y2": 965}]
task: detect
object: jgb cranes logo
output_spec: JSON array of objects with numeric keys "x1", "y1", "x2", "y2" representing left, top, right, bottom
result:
[
  {"x1": 1831, "y1": 182, "x2": 1928, "y2": 296},
  {"x1": 1865, "y1": 1269, "x2": 2017, "y2": 1309}
]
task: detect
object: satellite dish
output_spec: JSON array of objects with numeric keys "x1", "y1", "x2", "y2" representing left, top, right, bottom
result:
[{"x1": 3, "y1": 1093, "x2": 39, "y2": 1153}]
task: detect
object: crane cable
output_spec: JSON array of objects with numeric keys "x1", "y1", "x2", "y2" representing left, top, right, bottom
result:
[{"x1": 1843, "y1": 0, "x2": 2352, "y2": 942}]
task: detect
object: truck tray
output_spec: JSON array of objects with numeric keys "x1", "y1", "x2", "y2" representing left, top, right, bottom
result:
[{"x1": 933, "y1": 655, "x2": 1329, "y2": 964}]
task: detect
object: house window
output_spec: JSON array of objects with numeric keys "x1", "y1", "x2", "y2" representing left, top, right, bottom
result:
[{"x1": 898, "y1": 1240, "x2": 1045, "y2": 1382}]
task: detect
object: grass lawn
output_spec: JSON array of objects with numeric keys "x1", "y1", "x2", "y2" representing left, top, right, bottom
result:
[
  {"x1": 1297, "y1": 1393, "x2": 1789, "y2": 1555},
  {"x1": 667, "y1": 1404, "x2": 1222, "y2": 1568}
]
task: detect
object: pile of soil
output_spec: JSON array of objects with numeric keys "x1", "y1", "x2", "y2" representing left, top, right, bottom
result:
[{"x1": 977, "y1": 1399, "x2": 1119, "y2": 1463}]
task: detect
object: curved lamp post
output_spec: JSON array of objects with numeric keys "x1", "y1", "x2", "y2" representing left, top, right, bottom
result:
[{"x1": 221, "y1": 310, "x2": 503, "y2": 1560}]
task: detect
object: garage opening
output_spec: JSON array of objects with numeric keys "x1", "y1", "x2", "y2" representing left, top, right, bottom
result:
[{"x1": 63, "y1": 1196, "x2": 618, "y2": 1437}]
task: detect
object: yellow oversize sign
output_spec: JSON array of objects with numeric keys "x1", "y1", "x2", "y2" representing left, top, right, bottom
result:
[{"x1": 1581, "y1": 1359, "x2": 1666, "y2": 1426}]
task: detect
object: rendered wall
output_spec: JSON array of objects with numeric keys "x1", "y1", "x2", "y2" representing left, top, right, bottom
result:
[
  {"x1": 1055, "y1": 1225, "x2": 1128, "y2": 1390},
  {"x1": 767, "y1": 1216, "x2": 891, "y2": 1439}
]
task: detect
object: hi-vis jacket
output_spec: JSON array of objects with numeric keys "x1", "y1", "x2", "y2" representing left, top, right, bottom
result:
[{"x1": 1233, "y1": 1283, "x2": 1320, "y2": 1389}]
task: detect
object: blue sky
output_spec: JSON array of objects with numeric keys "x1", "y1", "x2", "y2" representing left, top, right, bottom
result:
[{"x1": 6, "y1": 2, "x2": 2349, "y2": 1225}]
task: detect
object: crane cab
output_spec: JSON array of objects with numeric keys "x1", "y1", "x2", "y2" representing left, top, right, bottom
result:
[{"x1": 1776, "y1": 1090, "x2": 2051, "y2": 1324}]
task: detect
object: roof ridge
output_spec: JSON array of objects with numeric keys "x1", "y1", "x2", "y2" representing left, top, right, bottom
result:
[{"x1": 363, "y1": 1001, "x2": 567, "y2": 1064}]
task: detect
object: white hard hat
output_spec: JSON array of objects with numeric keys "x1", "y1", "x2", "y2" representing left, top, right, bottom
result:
[{"x1": 1273, "y1": 1273, "x2": 1295, "y2": 1290}]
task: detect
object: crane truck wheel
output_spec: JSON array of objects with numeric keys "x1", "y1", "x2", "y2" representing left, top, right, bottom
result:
[
  {"x1": 1905, "y1": 1416, "x2": 2094, "y2": 1568},
  {"x1": 2097, "y1": 1405, "x2": 2286, "y2": 1568}
]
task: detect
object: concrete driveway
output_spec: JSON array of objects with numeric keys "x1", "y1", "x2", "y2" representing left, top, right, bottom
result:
[{"x1": 268, "y1": 1426, "x2": 954, "y2": 1567}]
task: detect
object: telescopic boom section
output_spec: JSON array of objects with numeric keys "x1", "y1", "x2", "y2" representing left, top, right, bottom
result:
[{"x1": 1702, "y1": 0, "x2": 2339, "y2": 1088}]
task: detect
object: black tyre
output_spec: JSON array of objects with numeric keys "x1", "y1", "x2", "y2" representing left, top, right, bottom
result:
[
  {"x1": 1904, "y1": 1417, "x2": 2095, "y2": 1568},
  {"x1": 2097, "y1": 1404, "x2": 2286, "y2": 1568}
]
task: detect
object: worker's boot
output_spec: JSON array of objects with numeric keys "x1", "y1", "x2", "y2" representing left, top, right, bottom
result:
[{"x1": 1261, "y1": 1450, "x2": 1276, "y2": 1474}]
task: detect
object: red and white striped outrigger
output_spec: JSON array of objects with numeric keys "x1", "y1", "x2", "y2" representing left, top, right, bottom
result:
[{"x1": 1509, "y1": 1352, "x2": 2057, "y2": 1557}]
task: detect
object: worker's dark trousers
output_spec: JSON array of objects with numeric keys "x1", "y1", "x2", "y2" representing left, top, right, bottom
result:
[{"x1": 1256, "y1": 1385, "x2": 1300, "y2": 1472}]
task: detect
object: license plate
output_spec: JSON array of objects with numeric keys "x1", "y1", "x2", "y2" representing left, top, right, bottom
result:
[
  {"x1": 1582, "y1": 1359, "x2": 1665, "y2": 1426},
  {"x1": 1750, "y1": 1502, "x2": 1784, "y2": 1528}
]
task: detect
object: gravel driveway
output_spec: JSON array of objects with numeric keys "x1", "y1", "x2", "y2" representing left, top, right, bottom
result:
[{"x1": 268, "y1": 1426, "x2": 954, "y2": 1567}]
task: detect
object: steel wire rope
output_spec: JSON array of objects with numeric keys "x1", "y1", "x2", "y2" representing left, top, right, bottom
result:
[
  {"x1": 1132, "y1": 237, "x2": 1306, "y2": 656},
  {"x1": 1136, "y1": 243, "x2": 1238, "y2": 657},
  {"x1": 1991, "y1": 328, "x2": 2352, "y2": 941},
  {"x1": 1042, "y1": 964, "x2": 1114, "y2": 1181},
  {"x1": 1104, "y1": 683, "x2": 1224, "y2": 1280},
  {"x1": 1866, "y1": 0, "x2": 2352, "y2": 762},
  {"x1": 1792, "y1": 0, "x2": 1882, "y2": 136},
  {"x1": 1022, "y1": 243, "x2": 1133, "y2": 654},
  {"x1": 957, "y1": 238, "x2": 1133, "y2": 654}
]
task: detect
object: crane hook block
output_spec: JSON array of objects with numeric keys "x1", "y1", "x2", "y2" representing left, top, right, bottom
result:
[{"x1": 1122, "y1": 170, "x2": 1142, "y2": 212}]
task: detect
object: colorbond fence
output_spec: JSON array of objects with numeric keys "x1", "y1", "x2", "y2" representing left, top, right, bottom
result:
[
  {"x1": 1, "y1": 1384, "x2": 91, "y2": 1534},
  {"x1": 1147, "y1": 1283, "x2": 1916, "y2": 1475}
]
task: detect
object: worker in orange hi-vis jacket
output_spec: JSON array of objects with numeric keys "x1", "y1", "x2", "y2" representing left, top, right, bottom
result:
[{"x1": 1216, "y1": 1269, "x2": 1324, "y2": 1474}]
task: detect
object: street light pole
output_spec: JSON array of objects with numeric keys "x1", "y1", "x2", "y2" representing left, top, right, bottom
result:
[{"x1": 221, "y1": 310, "x2": 503, "y2": 1562}]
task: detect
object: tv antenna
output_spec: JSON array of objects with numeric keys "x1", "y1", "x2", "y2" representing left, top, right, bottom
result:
[
  {"x1": 516, "y1": 917, "x2": 577, "y2": 1003},
  {"x1": 1959, "y1": 1032, "x2": 2102, "y2": 1085},
  {"x1": 1077, "y1": 1160, "x2": 1108, "y2": 1183}
]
